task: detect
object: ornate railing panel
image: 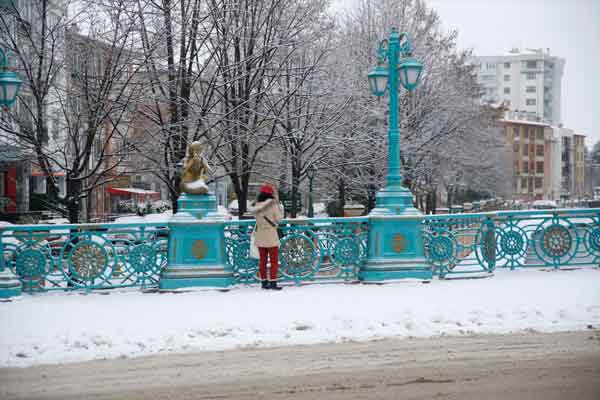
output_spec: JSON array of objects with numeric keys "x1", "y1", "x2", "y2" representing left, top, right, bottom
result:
[
  {"x1": 224, "y1": 217, "x2": 369, "y2": 284},
  {"x1": 0, "y1": 223, "x2": 168, "y2": 293},
  {"x1": 423, "y1": 209, "x2": 600, "y2": 277},
  {"x1": 423, "y1": 213, "x2": 496, "y2": 278},
  {"x1": 494, "y1": 209, "x2": 600, "y2": 269}
]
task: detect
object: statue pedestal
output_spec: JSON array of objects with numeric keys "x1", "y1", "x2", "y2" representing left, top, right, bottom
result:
[
  {"x1": 159, "y1": 192, "x2": 234, "y2": 290},
  {"x1": 176, "y1": 192, "x2": 219, "y2": 219}
]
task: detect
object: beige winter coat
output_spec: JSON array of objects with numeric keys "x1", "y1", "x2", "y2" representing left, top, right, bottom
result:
[{"x1": 250, "y1": 199, "x2": 283, "y2": 248}]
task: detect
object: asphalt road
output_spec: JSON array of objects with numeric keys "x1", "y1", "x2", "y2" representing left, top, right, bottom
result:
[{"x1": 2, "y1": 330, "x2": 600, "y2": 400}]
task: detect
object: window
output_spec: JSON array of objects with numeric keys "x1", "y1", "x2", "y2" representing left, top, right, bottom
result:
[
  {"x1": 504, "y1": 62, "x2": 511, "y2": 68},
  {"x1": 535, "y1": 177, "x2": 543, "y2": 188},
  {"x1": 526, "y1": 60, "x2": 537, "y2": 69},
  {"x1": 537, "y1": 128, "x2": 544, "y2": 140},
  {"x1": 521, "y1": 178, "x2": 528, "y2": 190},
  {"x1": 513, "y1": 143, "x2": 519, "y2": 153},
  {"x1": 536, "y1": 161, "x2": 544, "y2": 173},
  {"x1": 526, "y1": 99, "x2": 536, "y2": 106},
  {"x1": 526, "y1": 86, "x2": 536, "y2": 93},
  {"x1": 513, "y1": 127, "x2": 519, "y2": 138},
  {"x1": 504, "y1": 87, "x2": 511, "y2": 94},
  {"x1": 522, "y1": 144, "x2": 528, "y2": 156},
  {"x1": 527, "y1": 72, "x2": 536, "y2": 80},
  {"x1": 486, "y1": 63, "x2": 496, "y2": 69},
  {"x1": 523, "y1": 162, "x2": 529, "y2": 173},
  {"x1": 504, "y1": 74, "x2": 511, "y2": 82},
  {"x1": 514, "y1": 160, "x2": 520, "y2": 173},
  {"x1": 536, "y1": 144, "x2": 544, "y2": 156},
  {"x1": 32, "y1": 176, "x2": 46, "y2": 194}
]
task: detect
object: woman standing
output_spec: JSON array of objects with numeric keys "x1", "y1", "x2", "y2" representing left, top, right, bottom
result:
[{"x1": 250, "y1": 184, "x2": 284, "y2": 290}]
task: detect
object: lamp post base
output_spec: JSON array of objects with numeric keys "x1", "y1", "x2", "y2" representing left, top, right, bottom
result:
[
  {"x1": 369, "y1": 184, "x2": 421, "y2": 216},
  {"x1": 362, "y1": 185, "x2": 432, "y2": 283}
]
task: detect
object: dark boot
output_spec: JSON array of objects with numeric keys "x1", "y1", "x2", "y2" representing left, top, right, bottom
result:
[
  {"x1": 261, "y1": 280, "x2": 269, "y2": 289},
  {"x1": 269, "y1": 281, "x2": 282, "y2": 291}
]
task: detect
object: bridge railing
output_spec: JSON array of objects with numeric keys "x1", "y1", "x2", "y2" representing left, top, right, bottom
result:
[
  {"x1": 3, "y1": 208, "x2": 598, "y2": 293},
  {"x1": 224, "y1": 217, "x2": 369, "y2": 285},
  {"x1": 423, "y1": 208, "x2": 600, "y2": 277},
  {"x1": 0, "y1": 222, "x2": 168, "y2": 293}
]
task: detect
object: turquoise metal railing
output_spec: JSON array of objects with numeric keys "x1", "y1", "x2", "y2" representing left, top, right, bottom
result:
[
  {"x1": 3, "y1": 208, "x2": 598, "y2": 293},
  {"x1": 423, "y1": 208, "x2": 600, "y2": 277},
  {"x1": 224, "y1": 217, "x2": 369, "y2": 284},
  {"x1": 0, "y1": 222, "x2": 168, "y2": 292}
]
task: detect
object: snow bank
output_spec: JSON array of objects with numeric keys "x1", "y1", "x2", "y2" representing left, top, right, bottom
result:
[{"x1": 1, "y1": 268, "x2": 599, "y2": 367}]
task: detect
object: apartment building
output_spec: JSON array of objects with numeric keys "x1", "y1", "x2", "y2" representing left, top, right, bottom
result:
[
  {"x1": 502, "y1": 119, "x2": 586, "y2": 201},
  {"x1": 0, "y1": 0, "x2": 68, "y2": 220},
  {"x1": 474, "y1": 48, "x2": 565, "y2": 125}
]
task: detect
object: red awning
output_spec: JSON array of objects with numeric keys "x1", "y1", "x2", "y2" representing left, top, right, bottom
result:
[
  {"x1": 106, "y1": 187, "x2": 160, "y2": 196},
  {"x1": 31, "y1": 171, "x2": 65, "y2": 177}
]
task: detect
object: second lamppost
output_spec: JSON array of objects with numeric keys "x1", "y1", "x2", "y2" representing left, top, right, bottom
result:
[
  {"x1": 367, "y1": 28, "x2": 423, "y2": 216},
  {"x1": 0, "y1": 48, "x2": 23, "y2": 107}
]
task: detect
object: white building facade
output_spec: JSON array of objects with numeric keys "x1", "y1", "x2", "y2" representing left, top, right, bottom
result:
[{"x1": 474, "y1": 48, "x2": 565, "y2": 125}]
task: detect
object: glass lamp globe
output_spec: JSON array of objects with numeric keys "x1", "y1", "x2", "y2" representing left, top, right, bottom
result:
[
  {"x1": 367, "y1": 66, "x2": 388, "y2": 97},
  {"x1": 398, "y1": 57, "x2": 423, "y2": 91}
]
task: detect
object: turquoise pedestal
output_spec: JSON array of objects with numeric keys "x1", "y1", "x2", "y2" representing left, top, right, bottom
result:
[
  {"x1": 0, "y1": 271, "x2": 21, "y2": 299},
  {"x1": 177, "y1": 192, "x2": 218, "y2": 219},
  {"x1": 360, "y1": 186, "x2": 432, "y2": 282},
  {"x1": 159, "y1": 193, "x2": 233, "y2": 290}
]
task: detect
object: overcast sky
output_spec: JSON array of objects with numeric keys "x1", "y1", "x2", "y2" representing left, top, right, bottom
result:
[{"x1": 334, "y1": 0, "x2": 600, "y2": 147}]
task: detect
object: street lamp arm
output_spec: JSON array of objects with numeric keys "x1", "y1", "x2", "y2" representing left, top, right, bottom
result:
[
  {"x1": 397, "y1": 32, "x2": 413, "y2": 57},
  {"x1": 376, "y1": 39, "x2": 388, "y2": 65}
]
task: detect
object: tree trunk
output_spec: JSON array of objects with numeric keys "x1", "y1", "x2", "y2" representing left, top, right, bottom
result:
[
  {"x1": 290, "y1": 153, "x2": 301, "y2": 218},
  {"x1": 337, "y1": 179, "x2": 346, "y2": 217},
  {"x1": 65, "y1": 178, "x2": 83, "y2": 223}
]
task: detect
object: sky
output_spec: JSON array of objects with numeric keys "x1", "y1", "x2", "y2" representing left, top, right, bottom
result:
[{"x1": 333, "y1": 0, "x2": 600, "y2": 147}]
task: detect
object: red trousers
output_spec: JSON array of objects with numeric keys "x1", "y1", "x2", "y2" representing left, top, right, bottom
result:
[{"x1": 258, "y1": 247, "x2": 279, "y2": 281}]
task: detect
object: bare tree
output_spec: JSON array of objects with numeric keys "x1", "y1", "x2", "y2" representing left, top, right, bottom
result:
[
  {"x1": 323, "y1": 0, "x2": 507, "y2": 214},
  {"x1": 204, "y1": 0, "x2": 332, "y2": 216},
  {"x1": 131, "y1": 0, "x2": 221, "y2": 212}
]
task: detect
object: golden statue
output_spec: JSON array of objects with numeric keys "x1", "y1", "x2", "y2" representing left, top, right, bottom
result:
[{"x1": 180, "y1": 141, "x2": 212, "y2": 195}]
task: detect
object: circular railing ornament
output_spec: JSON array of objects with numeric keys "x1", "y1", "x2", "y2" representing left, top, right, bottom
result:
[
  {"x1": 279, "y1": 233, "x2": 319, "y2": 281},
  {"x1": 226, "y1": 237, "x2": 258, "y2": 284},
  {"x1": 331, "y1": 236, "x2": 361, "y2": 266},
  {"x1": 541, "y1": 224, "x2": 572, "y2": 258},
  {"x1": 532, "y1": 218, "x2": 579, "y2": 268},
  {"x1": 128, "y1": 243, "x2": 157, "y2": 275},
  {"x1": 15, "y1": 248, "x2": 48, "y2": 281},
  {"x1": 495, "y1": 219, "x2": 529, "y2": 269},
  {"x1": 584, "y1": 225, "x2": 600, "y2": 256},
  {"x1": 425, "y1": 231, "x2": 458, "y2": 277},
  {"x1": 60, "y1": 233, "x2": 116, "y2": 287}
]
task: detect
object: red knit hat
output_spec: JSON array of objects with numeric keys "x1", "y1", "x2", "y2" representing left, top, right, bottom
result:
[{"x1": 259, "y1": 184, "x2": 274, "y2": 195}]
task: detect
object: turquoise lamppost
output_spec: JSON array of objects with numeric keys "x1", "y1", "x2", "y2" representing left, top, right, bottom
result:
[
  {"x1": 367, "y1": 28, "x2": 423, "y2": 215},
  {"x1": 0, "y1": 46, "x2": 23, "y2": 299},
  {"x1": 360, "y1": 29, "x2": 432, "y2": 283},
  {"x1": 0, "y1": 48, "x2": 22, "y2": 107}
]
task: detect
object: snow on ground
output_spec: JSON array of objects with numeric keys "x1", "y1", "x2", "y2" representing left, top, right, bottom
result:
[{"x1": 1, "y1": 267, "x2": 600, "y2": 367}]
